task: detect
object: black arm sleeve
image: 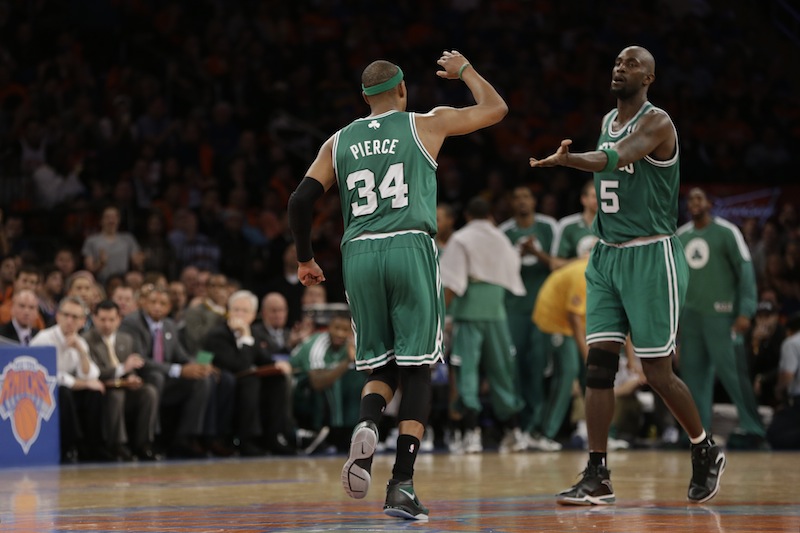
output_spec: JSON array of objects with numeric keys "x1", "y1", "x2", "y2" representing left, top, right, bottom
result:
[{"x1": 287, "y1": 176, "x2": 325, "y2": 262}]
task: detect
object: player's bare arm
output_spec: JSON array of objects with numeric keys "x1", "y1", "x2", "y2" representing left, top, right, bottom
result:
[
  {"x1": 530, "y1": 111, "x2": 674, "y2": 172},
  {"x1": 415, "y1": 50, "x2": 508, "y2": 158}
]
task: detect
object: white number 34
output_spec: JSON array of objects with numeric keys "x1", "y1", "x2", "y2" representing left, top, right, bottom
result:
[{"x1": 346, "y1": 163, "x2": 409, "y2": 216}]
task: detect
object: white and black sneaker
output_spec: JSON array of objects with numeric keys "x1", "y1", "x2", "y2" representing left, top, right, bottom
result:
[
  {"x1": 688, "y1": 442, "x2": 726, "y2": 503},
  {"x1": 384, "y1": 479, "x2": 429, "y2": 520},
  {"x1": 556, "y1": 463, "x2": 616, "y2": 505},
  {"x1": 341, "y1": 420, "x2": 379, "y2": 499}
]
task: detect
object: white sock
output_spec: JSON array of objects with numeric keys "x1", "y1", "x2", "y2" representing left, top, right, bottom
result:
[{"x1": 689, "y1": 430, "x2": 707, "y2": 445}]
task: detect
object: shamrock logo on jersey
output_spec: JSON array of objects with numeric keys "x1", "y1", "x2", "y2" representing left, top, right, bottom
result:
[{"x1": 368, "y1": 120, "x2": 380, "y2": 129}]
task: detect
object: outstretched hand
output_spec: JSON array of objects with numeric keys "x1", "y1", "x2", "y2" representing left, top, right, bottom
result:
[
  {"x1": 298, "y1": 259, "x2": 326, "y2": 286},
  {"x1": 436, "y1": 50, "x2": 470, "y2": 80},
  {"x1": 530, "y1": 139, "x2": 573, "y2": 168}
]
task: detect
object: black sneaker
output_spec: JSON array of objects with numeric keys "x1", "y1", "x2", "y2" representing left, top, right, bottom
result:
[
  {"x1": 688, "y1": 442, "x2": 726, "y2": 503},
  {"x1": 341, "y1": 420, "x2": 378, "y2": 499},
  {"x1": 556, "y1": 463, "x2": 616, "y2": 505},
  {"x1": 383, "y1": 479, "x2": 429, "y2": 520}
]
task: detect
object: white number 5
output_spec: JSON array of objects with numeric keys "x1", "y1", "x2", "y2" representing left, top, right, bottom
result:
[{"x1": 600, "y1": 180, "x2": 619, "y2": 213}]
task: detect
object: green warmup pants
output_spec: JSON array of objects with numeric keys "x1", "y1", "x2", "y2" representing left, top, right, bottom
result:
[
  {"x1": 679, "y1": 308, "x2": 765, "y2": 437},
  {"x1": 540, "y1": 334, "x2": 581, "y2": 440},
  {"x1": 450, "y1": 320, "x2": 524, "y2": 422},
  {"x1": 507, "y1": 313, "x2": 549, "y2": 434}
]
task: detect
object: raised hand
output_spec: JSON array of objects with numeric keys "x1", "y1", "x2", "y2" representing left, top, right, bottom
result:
[
  {"x1": 436, "y1": 50, "x2": 470, "y2": 80},
  {"x1": 530, "y1": 139, "x2": 573, "y2": 168}
]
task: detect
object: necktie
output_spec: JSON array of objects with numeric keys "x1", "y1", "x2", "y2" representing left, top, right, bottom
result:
[
  {"x1": 105, "y1": 337, "x2": 120, "y2": 366},
  {"x1": 22, "y1": 333, "x2": 30, "y2": 346},
  {"x1": 153, "y1": 326, "x2": 164, "y2": 363}
]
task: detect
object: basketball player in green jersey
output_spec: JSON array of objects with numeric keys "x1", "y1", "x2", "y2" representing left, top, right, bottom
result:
[
  {"x1": 288, "y1": 51, "x2": 507, "y2": 520},
  {"x1": 498, "y1": 186, "x2": 559, "y2": 448},
  {"x1": 554, "y1": 180, "x2": 598, "y2": 262},
  {"x1": 677, "y1": 188, "x2": 765, "y2": 446},
  {"x1": 531, "y1": 46, "x2": 725, "y2": 505}
]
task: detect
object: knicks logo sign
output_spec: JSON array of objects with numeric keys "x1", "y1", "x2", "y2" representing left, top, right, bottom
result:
[{"x1": 0, "y1": 356, "x2": 57, "y2": 454}]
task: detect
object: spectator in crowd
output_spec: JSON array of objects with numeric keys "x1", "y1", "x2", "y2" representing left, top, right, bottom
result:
[
  {"x1": 0, "y1": 289, "x2": 40, "y2": 345},
  {"x1": 37, "y1": 265, "x2": 63, "y2": 327},
  {"x1": 0, "y1": 264, "x2": 45, "y2": 329},
  {"x1": 111, "y1": 284, "x2": 138, "y2": 318},
  {"x1": 83, "y1": 300, "x2": 159, "y2": 461},
  {"x1": 747, "y1": 300, "x2": 786, "y2": 407},
  {"x1": 65, "y1": 271, "x2": 99, "y2": 331},
  {"x1": 119, "y1": 285, "x2": 213, "y2": 458},
  {"x1": 140, "y1": 210, "x2": 175, "y2": 279},
  {"x1": 203, "y1": 290, "x2": 296, "y2": 456},
  {"x1": 53, "y1": 247, "x2": 78, "y2": 281},
  {"x1": 179, "y1": 265, "x2": 202, "y2": 304},
  {"x1": 82, "y1": 205, "x2": 145, "y2": 283},
  {"x1": 252, "y1": 292, "x2": 313, "y2": 357},
  {"x1": 264, "y1": 244, "x2": 305, "y2": 326},
  {"x1": 171, "y1": 210, "x2": 221, "y2": 273},
  {"x1": 767, "y1": 313, "x2": 800, "y2": 449},
  {"x1": 182, "y1": 272, "x2": 229, "y2": 355},
  {"x1": 0, "y1": 256, "x2": 17, "y2": 304},
  {"x1": 168, "y1": 280, "x2": 189, "y2": 324},
  {"x1": 31, "y1": 296, "x2": 105, "y2": 462},
  {"x1": 124, "y1": 270, "x2": 145, "y2": 293}
]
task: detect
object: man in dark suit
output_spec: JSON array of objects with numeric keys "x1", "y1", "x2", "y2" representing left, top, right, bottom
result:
[
  {"x1": 0, "y1": 289, "x2": 40, "y2": 344},
  {"x1": 203, "y1": 290, "x2": 295, "y2": 456},
  {"x1": 84, "y1": 300, "x2": 159, "y2": 461},
  {"x1": 252, "y1": 292, "x2": 313, "y2": 358},
  {"x1": 119, "y1": 285, "x2": 212, "y2": 457}
]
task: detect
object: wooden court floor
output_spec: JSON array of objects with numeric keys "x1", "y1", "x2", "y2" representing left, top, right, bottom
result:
[{"x1": 1, "y1": 450, "x2": 799, "y2": 532}]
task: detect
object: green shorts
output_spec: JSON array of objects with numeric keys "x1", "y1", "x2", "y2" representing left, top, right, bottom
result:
[
  {"x1": 342, "y1": 231, "x2": 445, "y2": 370},
  {"x1": 585, "y1": 236, "x2": 688, "y2": 358}
]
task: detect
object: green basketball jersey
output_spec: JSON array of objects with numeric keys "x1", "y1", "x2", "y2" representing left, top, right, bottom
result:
[
  {"x1": 333, "y1": 110, "x2": 438, "y2": 244},
  {"x1": 499, "y1": 215, "x2": 557, "y2": 313},
  {"x1": 593, "y1": 102, "x2": 680, "y2": 243},
  {"x1": 677, "y1": 217, "x2": 757, "y2": 317},
  {"x1": 555, "y1": 212, "x2": 596, "y2": 258},
  {"x1": 291, "y1": 332, "x2": 349, "y2": 374}
]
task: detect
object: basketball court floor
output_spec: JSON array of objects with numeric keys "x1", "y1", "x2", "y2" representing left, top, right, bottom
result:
[{"x1": 1, "y1": 450, "x2": 798, "y2": 532}]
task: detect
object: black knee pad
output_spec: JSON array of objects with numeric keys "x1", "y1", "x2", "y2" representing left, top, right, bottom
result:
[
  {"x1": 366, "y1": 359, "x2": 400, "y2": 392},
  {"x1": 586, "y1": 347, "x2": 619, "y2": 389},
  {"x1": 397, "y1": 365, "x2": 432, "y2": 425}
]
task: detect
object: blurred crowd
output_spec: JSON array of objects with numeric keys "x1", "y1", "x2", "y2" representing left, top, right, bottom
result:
[
  {"x1": 0, "y1": 0, "x2": 799, "y2": 460},
  {"x1": 0, "y1": 0, "x2": 798, "y2": 299}
]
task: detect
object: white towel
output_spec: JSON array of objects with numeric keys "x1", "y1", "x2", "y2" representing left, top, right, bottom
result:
[{"x1": 439, "y1": 219, "x2": 526, "y2": 297}]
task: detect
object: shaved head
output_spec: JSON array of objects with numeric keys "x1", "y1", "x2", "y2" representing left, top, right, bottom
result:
[
  {"x1": 621, "y1": 46, "x2": 655, "y2": 75},
  {"x1": 361, "y1": 60, "x2": 401, "y2": 90}
]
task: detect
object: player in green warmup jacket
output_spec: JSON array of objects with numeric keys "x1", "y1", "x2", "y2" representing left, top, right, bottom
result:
[{"x1": 677, "y1": 188, "x2": 765, "y2": 448}]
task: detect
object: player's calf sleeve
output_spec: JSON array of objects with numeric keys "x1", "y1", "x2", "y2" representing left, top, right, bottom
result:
[
  {"x1": 397, "y1": 365, "x2": 432, "y2": 425},
  {"x1": 365, "y1": 359, "x2": 400, "y2": 391},
  {"x1": 585, "y1": 347, "x2": 619, "y2": 389}
]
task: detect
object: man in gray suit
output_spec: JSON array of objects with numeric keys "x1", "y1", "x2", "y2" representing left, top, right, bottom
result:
[
  {"x1": 84, "y1": 300, "x2": 159, "y2": 461},
  {"x1": 119, "y1": 286, "x2": 212, "y2": 457}
]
